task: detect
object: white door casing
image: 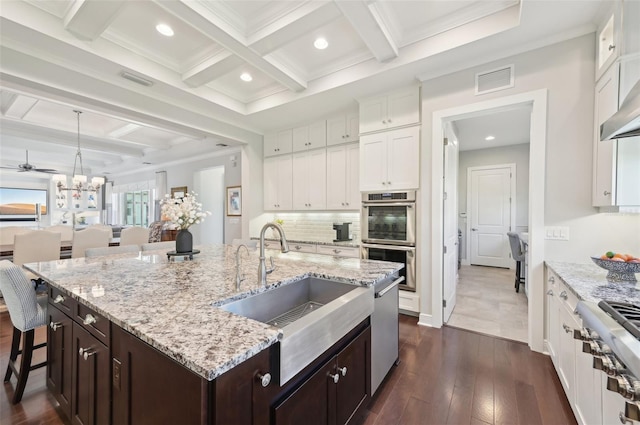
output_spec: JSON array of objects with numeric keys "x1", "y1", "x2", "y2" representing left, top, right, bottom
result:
[
  {"x1": 468, "y1": 164, "x2": 515, "y2": 268},
  {"x1": 442, "y1": 126, "x2": 459, "y2": 323}
]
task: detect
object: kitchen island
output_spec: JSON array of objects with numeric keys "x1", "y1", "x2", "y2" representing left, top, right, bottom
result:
[{"x1": 26, "y1": 244, "x2": 403, "y2": 425}]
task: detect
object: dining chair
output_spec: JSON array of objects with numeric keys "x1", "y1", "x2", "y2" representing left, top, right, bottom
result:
[
  {"x1": 120, "y1": 227, "x2": 150, "y2": 246},
  {"x1": 71, "y1": 228, "x2": 111, "y2": 258},
  {"x1": 0, "y1": 226, "x2": 32, "y2": 246},
  {"x1": 141, "y1": 241, "x2": 175, "y2": 251},
  {"x1": 85, "y1": 245, "x2": 140, "y2": 258},
  {"x1": 0, "y1": 260, "x2": 47, "y2": 404},
  {"x1": 87, "y1": 224, "x2": 114, "y2": 238},
  {"x1": 13, "y1": 230, "x2": 61, "y2": 267},
  {"x1": 46, "y1": 225, "x2": 74, "y2": 244},
  {"x1": 507, "y1": 232, "x2": 526, "y2": 292}
]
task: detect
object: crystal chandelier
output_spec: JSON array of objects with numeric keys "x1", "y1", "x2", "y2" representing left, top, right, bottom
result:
[{"x1": 52, "y1": 110, "x2": 105, "y2": 193}]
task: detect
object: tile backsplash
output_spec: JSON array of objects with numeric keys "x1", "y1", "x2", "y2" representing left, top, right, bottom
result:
[{"x1": 270, "y1": 212, "x2": 360, "y2": 243}]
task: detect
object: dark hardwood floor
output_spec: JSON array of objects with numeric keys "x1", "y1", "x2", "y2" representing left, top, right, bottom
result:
[{"x1": 0, "y1": 311, "x2": 575, "y2": 425}]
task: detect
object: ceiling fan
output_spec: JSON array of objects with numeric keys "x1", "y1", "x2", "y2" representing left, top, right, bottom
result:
[{"x1": 0, "y1": 150, "x2": 58, "y2": 174}]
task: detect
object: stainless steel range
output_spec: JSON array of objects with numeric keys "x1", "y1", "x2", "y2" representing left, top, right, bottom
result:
[{"x1": 576, "y1": 300, "x2": 640, "y2": 423}]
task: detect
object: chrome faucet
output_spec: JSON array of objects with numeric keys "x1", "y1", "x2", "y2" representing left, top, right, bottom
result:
[
  {"x1": 235, "y1": 244, "x2": 249, "y2": 290},
  {"x1": 258, "y1": 222, "x2": 289, "y2": 286}
]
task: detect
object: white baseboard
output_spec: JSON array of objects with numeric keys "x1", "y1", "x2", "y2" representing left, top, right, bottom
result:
[
  {"x1": 417, "y1": 313, "x2": 434, "y2": 327},
  {"x1": 461, "y1": 259, "x2": 471, "y2": 266}
]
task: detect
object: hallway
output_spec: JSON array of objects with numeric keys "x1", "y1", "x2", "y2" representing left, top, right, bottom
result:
[{"x1": 447, "y1": 265, "x2": 528, "y2": 342}]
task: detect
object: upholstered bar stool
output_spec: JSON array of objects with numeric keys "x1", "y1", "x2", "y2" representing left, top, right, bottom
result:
[
  {"x1": 0, "y1": 260, "x2": 47, "y2": 404},
  {"x1": 507, "y1": 232, "x2": 526, "y2": 292}
]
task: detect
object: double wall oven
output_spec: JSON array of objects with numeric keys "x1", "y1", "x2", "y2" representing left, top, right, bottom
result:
[{"x1": 361, "y1": 191, "x2": 416, "y2": 292}]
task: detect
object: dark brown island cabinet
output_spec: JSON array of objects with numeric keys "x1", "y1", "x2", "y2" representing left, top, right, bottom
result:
[{"x1": 47, "y1": 289, "x2": 372, "y2": 425}]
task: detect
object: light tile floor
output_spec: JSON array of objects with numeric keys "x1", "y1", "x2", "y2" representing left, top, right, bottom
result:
[{"x1": 446, "y1": 264, "x2": 528, "y2": 343}]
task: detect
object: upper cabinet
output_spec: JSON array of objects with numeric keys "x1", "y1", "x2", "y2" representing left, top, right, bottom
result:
[
  {"x1": 360, "y1": 126, "x2": 420, "y2": 191},
  {"x1": 326, "y1": 143, "x2": 359, "y2": 210},
  {"x1": 264, "y1": 130, "x2": 293, "y2": 157},
  {"x1": 359, "y1": 87, "x2": 420, "y2": 134},
  {"x1": 264, "y1": 155, "x2": 293, "y2": 210},
  {"x1": 292, "y1": 121, "x2": 327, "y2": 152},
  {"x1": 596, "y1": 13, "x2": 618, "y2": 80},
  {"x1": 292, "y1": 149, "x2": 327, "y2": 210},
  {"x1": 327, "y1": 113, "x2": 359, "y2": 146},
  {"x1": 596, "y1": 0, "x2": 640, "y2": 81}
]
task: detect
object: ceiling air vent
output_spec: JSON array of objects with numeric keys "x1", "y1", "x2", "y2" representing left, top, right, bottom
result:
[
  {"x1": 475, "y1": 65, "x2": 514, "y2": 95},
  {"x1": 120, "y1": 71, "x2": 154, "y2": 87}
]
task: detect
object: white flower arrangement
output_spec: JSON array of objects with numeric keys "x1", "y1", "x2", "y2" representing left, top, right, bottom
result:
[{"x1": 161, "y1": 191, "x2": 211, "y2": 230}]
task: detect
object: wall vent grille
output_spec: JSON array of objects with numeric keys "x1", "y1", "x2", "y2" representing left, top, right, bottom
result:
[{"x1": 475, "y1": 65, "x2": 514, "y2": 95}]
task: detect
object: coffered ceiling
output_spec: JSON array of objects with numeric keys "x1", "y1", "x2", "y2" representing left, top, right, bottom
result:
[{"x1": 0, "y1": 0, "x2": 608, "y2": 178}]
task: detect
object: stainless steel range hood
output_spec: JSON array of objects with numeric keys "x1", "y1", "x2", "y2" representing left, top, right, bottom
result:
[{"x1": 600, "y1": 79, "x2": 640, "y2": 140}]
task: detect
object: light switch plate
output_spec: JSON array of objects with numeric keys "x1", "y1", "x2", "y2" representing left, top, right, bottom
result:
[{"x1": 544, "y1": 226, "x2": 570, "y2": 241}]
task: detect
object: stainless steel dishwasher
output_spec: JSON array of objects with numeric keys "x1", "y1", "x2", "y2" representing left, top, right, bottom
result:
[{"x1": 371, "y1": 275, "x2": 403, "y2": 395}]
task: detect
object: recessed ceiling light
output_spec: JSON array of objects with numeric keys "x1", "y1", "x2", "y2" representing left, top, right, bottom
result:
[
  {"x1": 240, "y1": 72, "x2": 252, "y2": 82},
  {"x1": 485, "y1": 135, "x2": 495, "y2": 141},
  {"x1": 314, "y1": 37, "x2": 328, "y2": 50},
  {"x1": 156, "y1": 23, "x2": 174, "y2": 37}
]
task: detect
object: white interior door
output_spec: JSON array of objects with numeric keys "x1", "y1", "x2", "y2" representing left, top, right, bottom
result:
[
  {"x1": 443, "y1": 131, "x2": 459, "y2": 323},
  {"x1": 194, "y1": 166, "x2": 224, "y2": 245},
  {"x1": 469, "y1": 165, "x2": 514, "y2": 268}
]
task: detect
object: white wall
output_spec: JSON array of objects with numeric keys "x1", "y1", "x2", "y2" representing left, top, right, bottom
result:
[
  {"x1": 458, "y1": 144, "x2": 530, "y2": 259},
  {"x1": 194, "y1": 166, "x2": 224, "y2": 245},
  {"x1": 419, "y1": 34, "x2": 640, "y2": 318}
]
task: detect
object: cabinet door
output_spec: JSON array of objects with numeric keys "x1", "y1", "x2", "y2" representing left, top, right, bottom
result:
[
  {"x1": 359, "y1": 95, "x2": 387, "y2": 134},
  {"x1": 308, "y1": 120, "x2": 327, "y2": 150},
  {"x1": 387, "y1": 126, "x2": 419, "y2": 190},
  {"x1": 327, "y1": 115, "x2": 347, "y2": 147},
  {"x1": 308, "y1": 149, "x2": 327, "y2": 209},
  {"x1": 387, "y1": 88, "x2": 420, "y2": 129},
  {"x1": 345, "y1": 143, "x2": 359, "y2": 209},
  {"x1": 345, "y1": 113, "x2": 359, "y2": 143},
  {"x1": 574, "y1": 341, "x2": 602, "y2": 425},
  {"x1": 597, "y1": 13, "x2": 617, "y2": 78},
  {"x1": 292, "y1": 126, "x2": 309, "y2": 152},
  {"x1": 277, "y1": 129, "x2": 293, "y2": 155},
  {"x1": 546, "y1": 276, "x2": 559, "y2": 365},
  {"x1": 264, "y1": 156, "x2": 280, "y2": 210},
  {"x1": 593, "y1": 64, "x2": 619, "y2": 206},
  {"x1": 47, "y1": 305, "x2": 73, "y2": 419},
  {"x1": 71, "y1": 322, "x2": 109, "y2": 425},
  {"x1": 326, "y1": 145, "x2": 348, "y2": 209},
  {"x1": 264, "y1": 133, "x2": 279, "y2": 157},
  {"x1": 112, "y1": 325, "x2": 207, "y2": 425},
  {"x1": 359, "y1": 133, "x2": 387, "y2": 191},
  {"x1": 335, "y1": 326, "x2": 370, "y2": 425},
  {"x1": 557, "y1": 304, "x2": 579, "y2": 406},
  {"x1": 273, "y1": 360, "x2": 335, "y2": 425},
  {"x1": 277, "y1": 156, "x2": 293, "y2": 210},
  {"x1": 292, "y1": 152, "x2": 309, "y2": 209}
]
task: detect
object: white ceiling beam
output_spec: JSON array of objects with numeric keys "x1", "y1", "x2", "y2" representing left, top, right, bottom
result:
[
  {"x1": 248, "y1": 2, "x2": 342, "y2": 55},
  {"x1": 159, "y1": 0, "x2": 307, "y2": 92},
  {"x1": 334, "y1": 0, "x2": 398, "y2": 63},
  {"x1": 182, "y1": 52, "x2": 244, "y2": 88},
  {"x1": 63, "y1": 0, "x2": 127, "y2": 41},
  {"x1": 107, "y1": 123, "x2": 140, "y2": 139},
  {"x1": 3, "y1": 94, "x2": 39, "y2": 120}
]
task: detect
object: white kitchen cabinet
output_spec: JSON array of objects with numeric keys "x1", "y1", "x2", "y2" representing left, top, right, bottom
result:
[
  {"x1": 574, "y1": 338, "x2": 603, "y2": 425},
  {"x1": 546, "y1": 273, "x2": 560, "y2": 366},
  {"x1": 316, "y1": 245, "x2": 359, "y2": 258},
  {"x1": 596, "y1": 12, "x2": 618, "y2": 81},
  {"x1": 359, "y1": 87, "x2": 420, "y2": 134},
  {"x1": 264, "y1": 130, "x2": 293, "y2": 157},
  {"x1": 292, "y1": 121, "x2": 326, "y2": 152},
  {"x1": 264, "y1": 155, "x2": 293, "y2": 210},
  {"x1": 327, "y1": 113, "x2": 359, "y2": 146},
  {"x1": 289, "y1": 242, "x2": 317, "y2": 254},
  {"x1": 326, "y1": 143, "x2": 359, "y2": 210},
  {"x1": 292, "y1": 149, "x2": 326, "y2": 210},
  {"x1": 360, "y1": 126, "x2": 420, "y2": 191}
]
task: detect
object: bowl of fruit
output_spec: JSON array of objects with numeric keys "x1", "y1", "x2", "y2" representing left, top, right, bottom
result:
[{"x1": 591, "y1": 252, "x2": 640, "y2": 282}]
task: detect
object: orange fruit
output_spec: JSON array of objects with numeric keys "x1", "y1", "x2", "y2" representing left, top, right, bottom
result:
[
  {"x1": 613, "y1": 253, "x2": 627, "y2": 261},
  {"x1": 610, "y1": 257, "x2": 625, "y2": 262},
  {"x1": 600, "y1": 254, "x2": 609, "y2": 260}
]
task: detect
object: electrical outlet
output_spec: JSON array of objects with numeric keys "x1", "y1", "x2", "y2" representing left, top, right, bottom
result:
[{"x1": 544, "y1": 226, "x2": 570, "y2": 241}]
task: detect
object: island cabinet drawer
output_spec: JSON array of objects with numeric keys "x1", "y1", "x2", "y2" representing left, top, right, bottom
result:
[
  {"x1": 74, "y1": 303, "x2": 110, "y2": 346},
  {"x1": 290, "y1": 242, "x2": 317, "y2": 254},
  {"x1": 316, "y1": 245, "x2": 359, "y2": 258},
  {"x1": 49, "y1": 286, "x2": 76, "y2": 315}
]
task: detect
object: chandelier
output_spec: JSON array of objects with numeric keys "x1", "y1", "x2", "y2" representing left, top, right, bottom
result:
[{"x1": 52, "y1": 110, "x2": 105, "y2": 194}]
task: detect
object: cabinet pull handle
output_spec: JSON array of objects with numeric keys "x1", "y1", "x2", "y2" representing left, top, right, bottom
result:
[
  {"x1": 562, "y1": 323, "x2": 572, "y2": 334},
  {"x1": 84, "y1": 350, "x2": 96, "y2": 360},
  {"x1": 546, "y1": 289, "x2": 553, "y2": 296},
  {"x1": 604, "y1": 190, "x2": 611, "y2": 196},
  {"x1": 338, "y1": 366, "x2": 347, "y2": 376},
  {"x1": 53, "y1": 294, "x2": 65, "y2": 304},
  {"x1": 619, "y1": 412, "x2": 631, "y2": 425},
  {"x1": 609, "y1": 44, "x2": 616, "y2": 51},
  {"x1": 83, "y1": 314, "x2": 97, "y2": 325},
  {"x1": 295, "y1": 245, "x2": 302, "y2": 250},
  {"x1": 333, "y1": 249, "x2": 341, "y2": 254},
  {"x1": 256, "y1": 372, "x2": 271, "y2": 387},
  {"x1": 328, "y1": 373, "x2": 340, "y2": 384},
  {"x1": 559, "y1": 291, "x2": 568, "y2": 300},
  {"x1": 548, "y1": 276, "x2": 555, "y2": 283},
  {"x1": 50, "y1": 321, "x2": 62, "y2": 331}
]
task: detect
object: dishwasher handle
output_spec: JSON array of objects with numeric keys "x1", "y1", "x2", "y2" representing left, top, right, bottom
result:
[{"x1": 375, "y1": 276, "x2": 404, "y2": 298}]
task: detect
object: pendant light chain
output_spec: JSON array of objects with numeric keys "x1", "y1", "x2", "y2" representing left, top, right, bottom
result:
[{"x1": 72, "y1": 110, "x2": 84, "y2": 177}]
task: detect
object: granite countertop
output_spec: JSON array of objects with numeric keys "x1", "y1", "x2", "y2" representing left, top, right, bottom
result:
[
  {"x1": 545, "y1": 261, "x2": 640, "y2": 304},
  {"x1": 25, "y1": 245, "x2": 402, "y2": 381},
  {"x1": 252, "y1": 237, "x2": 360, "y2": 248}
]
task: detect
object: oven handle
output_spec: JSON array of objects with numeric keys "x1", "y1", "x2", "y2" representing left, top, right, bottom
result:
[
  {"x1": 362, "y1": 243, "x2": 415, "y2": 252},
  {"x1": 362, "y1": 202, "x2": 415, "y2": 208},
  {"x1": 376, "y1": 276, "x2": 405, "y2": 298}
]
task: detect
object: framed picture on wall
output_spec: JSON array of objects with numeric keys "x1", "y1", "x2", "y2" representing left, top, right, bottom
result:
[
  {"x1": 226, "y1": 186, "x2": 241, "y2": 216},
  {"x1": 171, "y1": 186, "x2": 187, "y2": 199}
]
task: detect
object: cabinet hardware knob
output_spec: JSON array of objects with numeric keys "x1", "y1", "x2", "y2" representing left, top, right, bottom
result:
[
  {"x1": 546, "y1": 289, "x2": 553, "y2": 296},
  {"x1": 562, "y1": 323, "x2": 572, "y2": 334},
  {"x1": 549, "y1": 276, "x2": 555, "y2": 283},
  {"x1": 346, "y1": 203, "x2": 349, "y2": 206},
  {"x1": 388, "y1": 119, "x2": 391, "y2": 123},
  {"x1": 604, "y1": 190, "x2": 611, "y2": 196},
  {"x1": 382, "y1": 120, "x2": 386, "y2": 124},
  {"x1": 334, "y1": 249, "x2": 341, "y2": 254},
  {"x1": 83, "y1": 314, "x2": 97, "y2": 325},
  {"x1": 559, "y1": 291, "x2": 568, "y2": 300},
  {"x1": 609, "y1": 44, "x2": 616, "y2": 51},
  {"x1": 341, "y1": 135, "x2": 345, "y2": 139},
  {"x1": 471, "y1": 228, "x2": 478, "y2": 231},
  {"x1": 53, "y1": 294, "x2": 65, "y2": 304},
  {"x1": 338, "y1": 366, "x2": 347, "y2": 376},
  {"x1": 387, "y1": 181, "x2": 391, "y2": 184},
  {"x1": 84, "y1": 350, "x2": 96, "y2": 360},
  {"x1": 256, "y1": 372, "x2": 271, "y2": 387},
  {"x1": 619, "y1": 412, "x2": 631, "y2": 424},
  {"x1": 346, "y1": 134, "x2": 349, "y2": 138},
  {"x1": 328, "y1": 373, "x2": 340, "y2": 384},
  {"x1": 341, "y1": 203, "x2": 345, "y2": 206},
  {"x1": 295, "y1": 245, "x2": 302, "y2": 250},
  {"x1": 50, "y1": 321, "x2": 62, "y2": 331}
]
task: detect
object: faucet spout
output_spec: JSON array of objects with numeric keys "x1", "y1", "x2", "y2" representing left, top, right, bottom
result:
[{"x1": 258, "y1": 222, "x2": 289, "y2": 286}]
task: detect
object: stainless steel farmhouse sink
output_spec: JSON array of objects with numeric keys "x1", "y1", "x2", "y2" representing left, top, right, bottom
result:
[{"x1": 220, "y1": 277, "x2": 373, "y2": 385}]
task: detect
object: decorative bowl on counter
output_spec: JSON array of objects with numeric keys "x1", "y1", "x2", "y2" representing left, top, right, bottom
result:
[{"x1": 590, "y1": 257, "x2": 640, "y2": 282}]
